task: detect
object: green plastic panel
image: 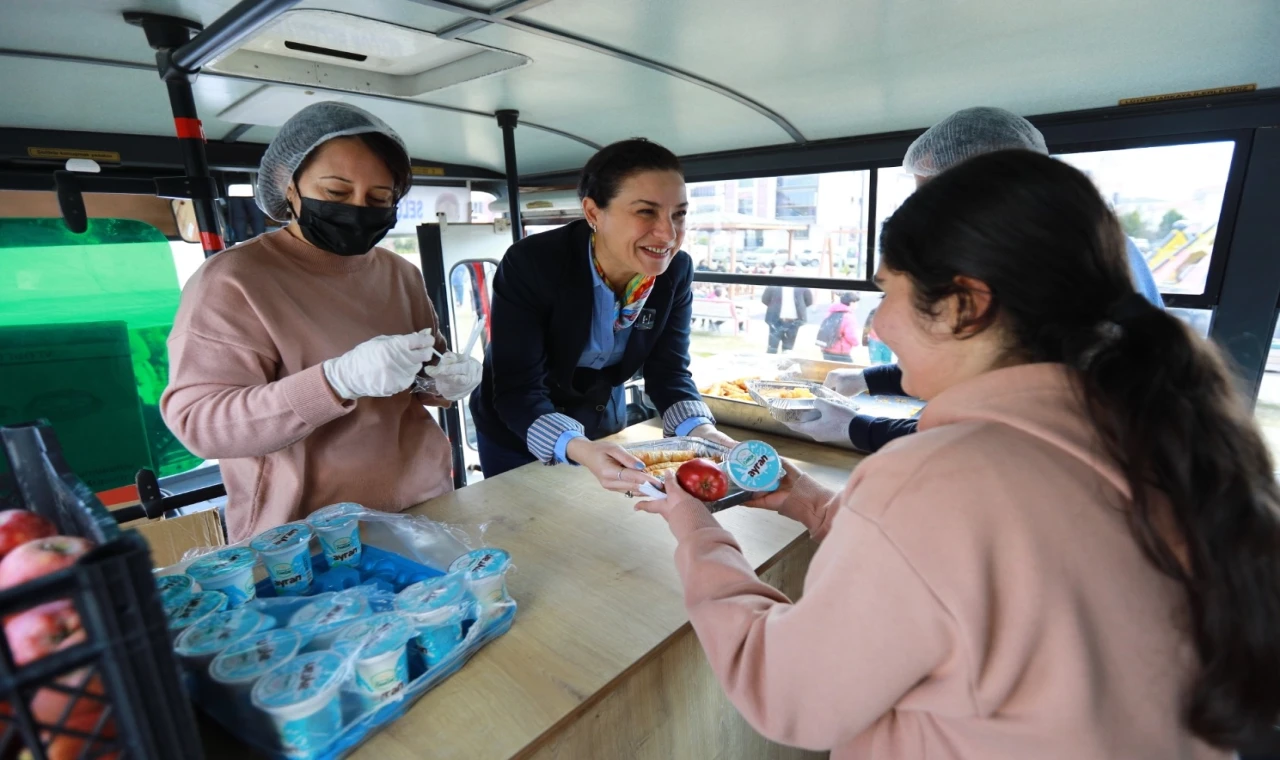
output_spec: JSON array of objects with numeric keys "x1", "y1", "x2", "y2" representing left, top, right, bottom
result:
[{"x1": 0, "y1": 218, "x2": 202, "y2": 487}]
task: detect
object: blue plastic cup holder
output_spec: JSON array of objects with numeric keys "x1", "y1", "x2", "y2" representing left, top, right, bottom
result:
[{"x1": 253, "y1": 546, "x2": 442, "y2": 599}]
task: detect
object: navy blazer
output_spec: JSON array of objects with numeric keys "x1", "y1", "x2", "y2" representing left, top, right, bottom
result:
[{"x1": 470, "y1": 220, "x2": 702, "y2": 452}]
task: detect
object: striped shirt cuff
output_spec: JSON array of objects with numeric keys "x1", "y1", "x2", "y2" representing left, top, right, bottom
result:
[
  {"x1": 554, "y1": 430, "x2": 585, "y2": 465},
  {"x1": 663, "y1": 400, "x2": 716, "y2": 437},
  {"x1": 527, "y1": 413, "x2": 586, "y2": 464},
  {"x1": 675, "y1": 416, "x2": 714, "y2": 437}
]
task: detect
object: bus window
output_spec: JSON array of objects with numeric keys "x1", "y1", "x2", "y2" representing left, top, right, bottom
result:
[
  {"x1": 1057, "y1": 142, "x2": 1235, "y2": 296},
  {"x1": 688, "y1": 286, "x2": 889, "y2": 385},
  {"x1": 685, "y1": 171, "x2": 874, "y2": 373},
  {"x1": 873, "y1": 167, "x2": 917, "y2": 272},
  {"x1": 471, "y1": 190, "x2": 498, "y2": 224},
  {"x1": 170, "y1": 240, "x2": 206, "y2": 288},
  {"x1": 384, "y1": 233, "x2": 423, "y2": 271},
  {"x1": 876, "y1": 141, "x2": 1237, "y2": 298},
  {"x1": 688, "y1": 171, "x2": 871, "y2": 279},
  {"x1": 0, "y1": 217, "x2": 204, "y2": 505}
]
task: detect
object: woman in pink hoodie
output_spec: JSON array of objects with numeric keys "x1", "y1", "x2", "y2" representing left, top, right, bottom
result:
[
  {"x1": 638, "y1": 151, "x2": 1280, "y2": 759},
  {"x1": 817, "y1": 291, "x2": 861, "y2": 362}
]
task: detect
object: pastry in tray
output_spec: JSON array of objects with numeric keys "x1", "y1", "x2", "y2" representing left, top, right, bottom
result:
[
  {"x1": 636, "y1": 449, "x2": 725, "y2": 479},
  {"x1": 701, "y1": 377, "x2": 815, "y2": 404},
  {"x1": 635, "y1": 449, "x2": 700, "y2": 467},
  {"x1": 756, "y1": 386, "x2": 815, "y2": 400},
  {"x1": 700, "y1": 378, "x2": 756, "y2": 402},
  {"x1": 645, "y1": 464, "x2": 682, "y2": 480}
]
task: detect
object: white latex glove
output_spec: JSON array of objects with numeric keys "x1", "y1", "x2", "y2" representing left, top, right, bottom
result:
[
  {"x1": 786, "y1": 398, "x2": 856, "y2": 445},
  {"x1": 824, "y1": 367, "x2": 868, "y2": 397},
  {"x1": 422, "y1": 351, "x2": 483, "y2": 401},
  {"x1": 322, "y1": 328, "x2": 437, "y2": 401}
]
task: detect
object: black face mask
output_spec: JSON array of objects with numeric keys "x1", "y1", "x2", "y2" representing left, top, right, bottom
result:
[{"x1": 294, "y1": 197, "x2": 398, "y2": 256}]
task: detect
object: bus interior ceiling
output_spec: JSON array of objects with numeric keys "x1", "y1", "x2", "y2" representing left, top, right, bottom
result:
[{"x1": 0, "y1": 0, "x2": 1275, "y2": 184}]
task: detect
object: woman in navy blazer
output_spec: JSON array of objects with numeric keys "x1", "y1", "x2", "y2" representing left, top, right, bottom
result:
[{"x1": 470, "y1": 139, "x2": 733, "y2": 489}]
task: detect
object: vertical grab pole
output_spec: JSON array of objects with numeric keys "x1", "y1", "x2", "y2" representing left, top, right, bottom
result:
[
  {"x1": 165, "y1": 76, "x2": 224, "y2": 257},
  {"x1": 125, "y1": 11, "x2": 228, "y2": 258},
  {"x1": 496, "y1": 110, "x2": 522, "y2": 244}
]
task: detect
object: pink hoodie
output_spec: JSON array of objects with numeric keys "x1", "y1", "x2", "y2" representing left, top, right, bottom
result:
[
  {"x1": 663, "y1": 363, "x2": 1231, "y2": 759},
  {"x1": 823, "y1": 302, "x2": 860, "y2": 354}
]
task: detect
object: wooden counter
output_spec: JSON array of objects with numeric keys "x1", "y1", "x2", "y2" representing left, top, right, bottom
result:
[{"x1": 202, "y1": 422, "x2": 862, "y2": 759}]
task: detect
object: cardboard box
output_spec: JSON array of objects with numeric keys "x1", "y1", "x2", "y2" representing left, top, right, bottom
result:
[{"x1": 127, "y1": 509, "x2": 225, "y2": 568}]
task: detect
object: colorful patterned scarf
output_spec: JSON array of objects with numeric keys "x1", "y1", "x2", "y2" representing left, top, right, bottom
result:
[{"x1": 592, "y1": 235, "x2": 655, "y2": 332}]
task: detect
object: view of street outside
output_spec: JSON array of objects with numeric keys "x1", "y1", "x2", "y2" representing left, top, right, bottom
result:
[{"x1": 684, "y1": 143, "x2": 1239, "y2": 366}]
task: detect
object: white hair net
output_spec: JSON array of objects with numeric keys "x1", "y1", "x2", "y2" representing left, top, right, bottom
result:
[
  {"x1": 256, "y1": 101, "x2": 410, "y2": 222},
  {"x1": 903, "y1": 107, "x2": 1048, "y2": 178}
]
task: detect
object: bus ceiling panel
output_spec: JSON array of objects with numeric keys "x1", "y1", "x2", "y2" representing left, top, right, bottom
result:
[
  {"x1": 0, "y1": 0, "x2": 241, "y2": 65},
  {"x1": 207, "y1": 123, "x2": 276, "y2": 144},
  {"x1": 417, "y1": 23, "x2": 798, "y2": 157},
  {"x1": 461, "y1": 0, "x2": 555, "y2": 12},
  {"x1": 201, "y1": 85, "x2": 587, "y2": 174},
  {"x1": 510, "y1": 121, "x2": 595, "y2": 176},
  {"x1": 0, "y1": 0, "x2": 468, "y2": 65},
  {"x1": 517, "y1": 0, "x2": 1280, "y2": 142},
  {"x1": 0, "y1": 55, "x2": 265, "y2": 138},
  {"x1": 300, "y1": 0, "x2": 467, "y2": 32},
  {"x1": 0, "y1": 52, "x2": 578, "y2": 174},
  {"x1": 0, "y1": 58, "x2": 177, "y2": 137}
]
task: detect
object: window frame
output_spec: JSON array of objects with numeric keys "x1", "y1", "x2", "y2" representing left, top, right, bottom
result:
[
  {"x1": 1048, "y1": 130, "x2": 1253, "y2": 310},
  {"x1": 690, "y1": 130, "x2": 1254, "y2": 305}
]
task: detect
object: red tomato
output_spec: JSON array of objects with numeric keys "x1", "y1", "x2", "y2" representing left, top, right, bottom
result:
[{"x1": 676, "y1": 459, "x2": 729, "y2": 502}]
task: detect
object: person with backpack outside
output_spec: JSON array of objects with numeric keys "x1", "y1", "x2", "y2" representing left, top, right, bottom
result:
[{"x1": 815, "y1": 292, "x2": 860, "y2": 362}]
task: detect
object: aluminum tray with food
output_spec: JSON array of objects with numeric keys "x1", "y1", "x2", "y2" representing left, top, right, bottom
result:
[
  {"x1": 745, "y1": 379, "x2": 849, "y2": 424},
  {"x1": 623, "y1": 437, "x2": 756, "y2": 512}
]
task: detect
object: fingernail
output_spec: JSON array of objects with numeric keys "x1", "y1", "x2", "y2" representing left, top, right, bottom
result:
[{"x1": 634, "y1": 463, "x2": 645, "y2": 470}]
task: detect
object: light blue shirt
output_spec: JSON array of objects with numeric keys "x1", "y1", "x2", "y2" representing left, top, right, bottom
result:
[
  {"x1": 578, "y1": 265, "x2": 635, "y2": 370},
  {"x1": 550, "y1": 258, "x2": 710, "y2": 464},
  {"x1": 1126, "y1": 237, "x2": 1164, "y2": 308}
]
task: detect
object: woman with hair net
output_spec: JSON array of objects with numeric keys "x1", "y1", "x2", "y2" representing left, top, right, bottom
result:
[
  {"x1": 788, "y1": 106, "x2": 1163, "y2": 453},
  {"x1": 161, "y1": 101, "x2": 481, "y2": 541}
]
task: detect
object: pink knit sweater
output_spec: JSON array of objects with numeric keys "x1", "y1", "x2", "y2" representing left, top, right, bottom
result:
[{"x1": 161, "y1": 230, "x2": 453, "y2": 541}]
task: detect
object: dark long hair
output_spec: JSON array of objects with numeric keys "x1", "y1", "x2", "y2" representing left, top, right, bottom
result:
[{"x1": 880, "y1": 149, "x2": 1280, "y2": 748}]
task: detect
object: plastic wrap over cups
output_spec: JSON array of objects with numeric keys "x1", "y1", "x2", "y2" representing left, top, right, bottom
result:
[
  {"x1": 156, "y1": 503, "x2": 517, "y2": 760},
  {"x1": 255, "y1": 101, "x2": 410, "y2": 223},
  {"x1": 902, "y1": 106, "x2": 1048, "y2": 178}
]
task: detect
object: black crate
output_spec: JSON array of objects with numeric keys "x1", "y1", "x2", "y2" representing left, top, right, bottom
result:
[{"x1": 0, "y1": 420, "x2": 203, "y2": 760}]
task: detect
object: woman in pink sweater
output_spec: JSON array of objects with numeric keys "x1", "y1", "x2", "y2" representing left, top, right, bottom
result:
[
  {"x1": 639, "y1": 151, "x2": 1280, "y2": 758},
  {"x1": 161, "y1": 102, "x2": 480, "y2": 541}
]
